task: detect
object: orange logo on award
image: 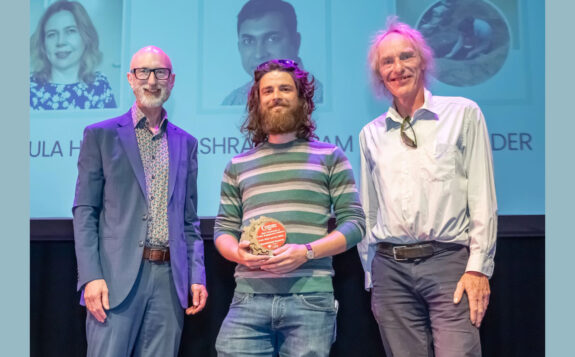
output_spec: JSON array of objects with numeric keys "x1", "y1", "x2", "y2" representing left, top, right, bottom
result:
[{"x1": 256, "y1": 221, "x2": 287, "y2": 250}]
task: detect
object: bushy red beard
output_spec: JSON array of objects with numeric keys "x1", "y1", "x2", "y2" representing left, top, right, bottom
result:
[{"x1": 260, "y1": 100, "x2": 306, "y2": 135}]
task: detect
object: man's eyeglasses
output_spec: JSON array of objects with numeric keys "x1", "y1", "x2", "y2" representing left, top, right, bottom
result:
[
  {"x1": 400, "y1": 116, "x2": 417, "y2": 148},
  {"x1": 132, "y1": 68, "x2": 172, "y2": 80},
  {"x1": 256, "y1": 59, "x2": 298, "y2": 72}
]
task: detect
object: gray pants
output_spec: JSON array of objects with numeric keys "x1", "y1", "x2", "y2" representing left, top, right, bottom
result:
[
  {"x1": 371, "y1": 243, "x2": 481, "y2": 357},
  {"x1": 86, "y1": 260, "x2": 184, "y2": 357}
]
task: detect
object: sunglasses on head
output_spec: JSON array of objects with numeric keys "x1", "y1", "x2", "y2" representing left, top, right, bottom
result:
[{"x1": 256, "y1": 59, "x2": 299, "y2": 72}]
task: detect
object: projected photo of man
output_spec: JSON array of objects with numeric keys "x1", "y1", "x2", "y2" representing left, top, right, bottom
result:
[
  {"x1": 222, "y1": 0, "x2": 323, "y2": 106},
  {"x1": 30, "y1": 0, "x2": 117, "y2": 110}
]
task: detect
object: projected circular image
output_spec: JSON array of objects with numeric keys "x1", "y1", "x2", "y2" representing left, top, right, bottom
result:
[{"x1": 417, "y1": 0, "x2": 510, "y2": 87}]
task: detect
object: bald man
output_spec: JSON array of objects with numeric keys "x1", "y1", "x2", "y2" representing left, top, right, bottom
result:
[{"x1": 73, "y1": 46, "x2": 207, "y2": 356}]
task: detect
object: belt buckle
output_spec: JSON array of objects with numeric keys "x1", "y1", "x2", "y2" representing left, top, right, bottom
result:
[
  {"x1": 146, "y1": 248, "x2": 168, "y2": 262},
  {"x1": 392, "y1": 246, "x2": 407, "y2": 261},
  {"x1": 153, "y1": 249, "x2": 166, "y2": 262}
]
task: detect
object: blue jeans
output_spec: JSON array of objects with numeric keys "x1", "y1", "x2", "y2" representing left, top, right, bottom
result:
[{"x1": 216, "y1": 292, "x2": 338, "y2": 357}]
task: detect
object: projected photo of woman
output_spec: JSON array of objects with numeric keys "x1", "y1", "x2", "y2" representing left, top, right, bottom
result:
[{"x1": 30, "y1": 0, "x2": 117, "y2": 110}]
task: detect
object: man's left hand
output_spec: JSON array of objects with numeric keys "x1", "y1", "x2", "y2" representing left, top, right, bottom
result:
[
  {"x1": 453, "y1": 271, "x2": 490, "y2": 328},
  {"x1": 260, "y1": 244, "x2": 308, "y2": 274},
  {"x1": 186, "y1": 284, "x2": 208, "y2": 315}
]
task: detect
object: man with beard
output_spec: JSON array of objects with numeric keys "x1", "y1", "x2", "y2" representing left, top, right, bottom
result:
[
  {"x1": 214, "y1": 59, "x2": 365, "y2": 356},
  {"x1": 73, "y1": 46, "x2": 207, "y2": 356}
]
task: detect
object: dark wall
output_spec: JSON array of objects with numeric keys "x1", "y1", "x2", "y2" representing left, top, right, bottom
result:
[{"x1": 30, "y1": 216, "x2": 544, "y2": 357}]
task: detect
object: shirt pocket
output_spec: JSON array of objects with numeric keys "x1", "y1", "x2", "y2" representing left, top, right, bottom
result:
[{"x1": 417, "y1": 144, "x2": 456, "y2": 182}]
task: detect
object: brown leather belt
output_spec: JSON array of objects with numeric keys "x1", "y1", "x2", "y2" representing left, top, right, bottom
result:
[
  {"x1": 143, "y1": 247, "x2": 170, "y2": 262},
  {"x1": 376, "y1": 241, "x2": 463, "y2": 261}
]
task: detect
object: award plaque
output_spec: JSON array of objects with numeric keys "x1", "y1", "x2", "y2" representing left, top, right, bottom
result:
[{"x1": 240, "y1": 216, "x2": 287, "y2": 255}]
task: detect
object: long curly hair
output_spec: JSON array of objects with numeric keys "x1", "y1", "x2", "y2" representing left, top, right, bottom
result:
[
  {"x1": 30, "y1": 1, "x2": 102, "y2": 84},
  {"x1": 242, "y1": 59, "x2": 317, "y2": 146}
]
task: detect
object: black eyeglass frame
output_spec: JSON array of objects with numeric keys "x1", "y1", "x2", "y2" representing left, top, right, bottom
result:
[
  {"x1": 400, "y1": 116, "x2": 417, "y2": 148},
  {"x1": 131, "y1": 68, "x2": 172, "y2": 80}
]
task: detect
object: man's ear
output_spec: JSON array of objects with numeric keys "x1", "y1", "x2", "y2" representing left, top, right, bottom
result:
[
  {"x1": 294, "y1": 32, "x2": 302, "y2": 53},
  {"x1": 169, "y1": 74, "x2": 176, "y2": 90},
  {"x1": 127, "y1": 72, "x2": 134, "y2": 89}
]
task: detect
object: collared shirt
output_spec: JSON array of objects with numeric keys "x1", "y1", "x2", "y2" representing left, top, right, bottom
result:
[
  {"x1": 357, "y1": 89, "x2": 497, "y2": 289},
  {"x1": 131, "y1": 103, "x2": 170, "y2": 248}
]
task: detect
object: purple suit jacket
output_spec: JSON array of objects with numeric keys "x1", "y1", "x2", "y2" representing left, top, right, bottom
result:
[{"x1": 72, "y1": 109, "x2": 206, "y2": 309}]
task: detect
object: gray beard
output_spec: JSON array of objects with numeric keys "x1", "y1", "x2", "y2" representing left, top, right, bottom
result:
[{"x1": 135, "y1": 87, "x2": 170, "y2": 108}]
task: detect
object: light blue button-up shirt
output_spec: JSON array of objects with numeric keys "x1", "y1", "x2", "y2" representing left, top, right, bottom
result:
[{"x1": 357, "y1": 89, "x2": 497, "y2": 289}]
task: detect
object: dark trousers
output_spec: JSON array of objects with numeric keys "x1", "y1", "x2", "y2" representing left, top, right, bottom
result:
[{"x1": 371, "y1": 243, "x2": 481, "y2": 357}]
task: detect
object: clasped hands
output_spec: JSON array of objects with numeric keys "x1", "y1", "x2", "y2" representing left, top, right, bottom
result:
[{"x1": 236, "y1": 240, "x2": 308, "y2": 274}]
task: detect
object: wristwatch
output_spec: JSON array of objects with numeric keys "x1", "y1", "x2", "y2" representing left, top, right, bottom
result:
[{"x1": 304, "y1": 243, "x2": 314, "y2": 259}]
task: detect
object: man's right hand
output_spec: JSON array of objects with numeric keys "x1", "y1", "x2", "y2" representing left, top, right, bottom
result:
[
  {"x1": 236, "y1": 240, "x2": 270, "y2": 269},
  {"x1": 84, "y1": 279, "x2": 109, "y2": 323},
  {"x1": 214, "y1": 234, "x2": 270, "y2": 270}
]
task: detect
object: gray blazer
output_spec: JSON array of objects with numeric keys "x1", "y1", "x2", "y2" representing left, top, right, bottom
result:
[{"x1": 72, "y1": 109, "x2": 206, "y2": 309}]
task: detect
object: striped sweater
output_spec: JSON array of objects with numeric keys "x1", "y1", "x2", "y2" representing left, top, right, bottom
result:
[{"x1": 214, "y1": 139, "x2": 366, "y2": 293}]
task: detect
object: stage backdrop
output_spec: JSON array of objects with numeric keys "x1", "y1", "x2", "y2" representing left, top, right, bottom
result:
[{"x1": 30, "y1": 0, "x2": 544, "y2": 218}]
